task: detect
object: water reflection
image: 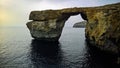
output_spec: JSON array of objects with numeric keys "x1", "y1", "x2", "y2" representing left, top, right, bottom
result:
[
  {"x1": 30, "y1": 39, "x2": 119, "y2": 68},
  {"x1": 30, "y1": 39, "x2": 63, "y2": 68},
  {"x1": 82, "y1": 40, "x2": 119, "y2": 68},
  {"x1": 0, "y1": 27, "x2": 119, "y2": 68}
]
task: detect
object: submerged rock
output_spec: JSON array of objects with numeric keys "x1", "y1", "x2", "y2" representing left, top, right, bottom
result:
[
  {"x1": 27, "y1": 3, "x2": 120, "y2": 61},
  {"x1": 73, "y1": 21, "x2": 87, "y2": 28}
]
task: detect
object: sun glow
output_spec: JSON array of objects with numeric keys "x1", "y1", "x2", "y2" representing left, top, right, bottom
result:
[
  {"x1": 0, "y1": 0, "x2": 120, "y2": 27},
  {"x1": 0, "y1": 0, "x2": 13, "y2": 6},
  {"x1": 0, "y1": 9, "x2": 15, "y2": 26}
]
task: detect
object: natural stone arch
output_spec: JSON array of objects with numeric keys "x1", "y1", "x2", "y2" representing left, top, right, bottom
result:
[
  {"x1": 27, "y1": 3, "x2": 120, "y2": 56},
  {"x1": 27, "y1": 10, "x2": 87, "y2": 41}
]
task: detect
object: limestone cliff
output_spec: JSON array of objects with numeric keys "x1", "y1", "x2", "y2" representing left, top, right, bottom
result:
[
  {"x1": 85, "y1": 3, "x2": 120, "y2": 54},
  {"x1": 26, "y1": 3, "x2": 120, "y2": 55}
]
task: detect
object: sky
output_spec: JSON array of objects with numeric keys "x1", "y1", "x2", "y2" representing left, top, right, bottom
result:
[{"x1": 0, "y1": 0, "x2": 120, "y2": 27}]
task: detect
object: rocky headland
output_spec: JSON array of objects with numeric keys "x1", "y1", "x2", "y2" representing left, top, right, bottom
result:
[
  {"x1": 26, "y1": 3, "x2": 120, "y2": 63},
  {"x1": 73, "y1": 21, "x2": 87, "y2": 28}
]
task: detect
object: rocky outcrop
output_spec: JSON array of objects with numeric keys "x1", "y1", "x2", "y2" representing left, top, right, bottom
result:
[
  {"x1": 85, "y1": 3, "x2": 120, "y2": 54},
  {"x1": 73, "y1": 21, "x2": 87, "y2": 28},
  {"x1": 84, "y1": 3, "x2": 120, "y2": 64},
  {"x1": 26, "y1": 8, "x2": 89, "y2": 41},
  {"x1": 27, "y1": 10, "x2": 70, "y2": 41},
  {"x1": 27, "y1": 3, "x2": 120, "y2": 56}
]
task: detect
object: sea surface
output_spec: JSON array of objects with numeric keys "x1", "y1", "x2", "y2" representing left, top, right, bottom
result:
[{"x1": 0, "y1": 27, "x2": 118, "y2": 68}]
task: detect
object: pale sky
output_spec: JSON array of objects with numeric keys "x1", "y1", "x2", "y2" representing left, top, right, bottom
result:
[{"x1": 0, "y1": 0, "x2": 120, "y2": 27}]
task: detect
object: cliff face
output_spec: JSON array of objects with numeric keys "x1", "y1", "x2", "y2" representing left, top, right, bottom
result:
[
  {"x1": 26, "y1": 3, "x2": 120, "y2": 54},
  {"x1": 85, "y1": 3, "x2": 120, "y2": 54}
]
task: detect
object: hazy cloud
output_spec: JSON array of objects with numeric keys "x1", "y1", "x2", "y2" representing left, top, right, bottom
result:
[{"x1": 0, "y1": 0, "x2": 120, "y2": 27}]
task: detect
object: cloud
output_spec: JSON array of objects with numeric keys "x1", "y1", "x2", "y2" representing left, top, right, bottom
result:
[
  {"x1": 0, "y1": 0, "x2": 120, "y2": 27},
  {"x1": 27, "y1": 0, "x2": 70, "y2": 2}
]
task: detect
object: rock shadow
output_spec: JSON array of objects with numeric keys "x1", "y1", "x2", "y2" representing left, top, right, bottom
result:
[
  {"x1": 30, "y1": 39, "x2": 63, "y2": 68},
  {"x1": 82, "y1": 39, "x2": 119, "y2": 68}
]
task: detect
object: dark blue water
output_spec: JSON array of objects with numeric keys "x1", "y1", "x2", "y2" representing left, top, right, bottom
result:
[{"x1": 0, "y1": 27, "x2": 118, "y2": 68}]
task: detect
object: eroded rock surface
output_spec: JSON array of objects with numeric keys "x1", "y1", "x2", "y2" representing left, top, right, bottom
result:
[
  {"x1": 27, "y1": 8, "x2": 88, "y2": 41},
  {"x1": 85, "y1": 3, "x2": 120, "y2": 54},
  {"x1": 26, "y1": 3, "x2": 120, "y2": 56}
]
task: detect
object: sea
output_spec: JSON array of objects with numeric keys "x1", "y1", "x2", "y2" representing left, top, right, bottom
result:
[{"x1": 0, "y1": 27, "x2": 118, "y2": 68}]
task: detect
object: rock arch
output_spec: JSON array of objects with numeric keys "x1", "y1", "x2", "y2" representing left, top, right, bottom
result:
[
  {"x1": 27, "y1": 8, "x2": 87, "y2": 41},
  {"x1": 26, "y1": 3, "x2": 120, "y2": 55}
]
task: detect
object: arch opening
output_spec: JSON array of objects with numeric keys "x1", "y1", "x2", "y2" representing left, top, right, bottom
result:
[
  {"x1": 64, "y1": 14, "x2": 85, "y2": 28},
  {"x1": 59, "y1": 14, "x2": 86, "y2": 41}
]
